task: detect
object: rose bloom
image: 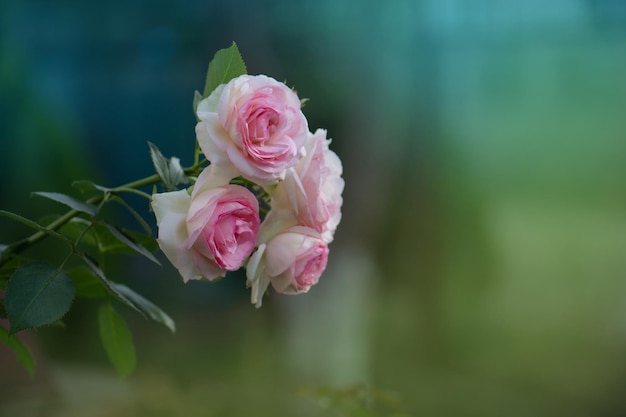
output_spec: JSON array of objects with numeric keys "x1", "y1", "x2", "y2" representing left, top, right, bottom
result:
[
  {"x1": 261, "y1": 129, "x2": 344, "y2": 244},
  {"x1": 247, "y1": 226, "x2": 329, "y2": 308},
  {"x1": 152, "y1": 167, "x2": 260, "y2": 282},
  {"x1": 196, "y1": 74, "x2": 308, "y2": 186}
]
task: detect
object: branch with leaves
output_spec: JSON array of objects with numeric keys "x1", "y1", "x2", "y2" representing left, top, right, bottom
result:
[{"x1": 0, "y1": 138, "x2": 195, "y2": 376}]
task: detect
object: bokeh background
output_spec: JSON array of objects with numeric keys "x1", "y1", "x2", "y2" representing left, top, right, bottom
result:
[{"x1": 2, "y1": 0, "x2": 626, "y2": 416}]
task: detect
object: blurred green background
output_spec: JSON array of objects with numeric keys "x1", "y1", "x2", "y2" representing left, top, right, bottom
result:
[{"x1": 2, "y1": 0, "x2": 626, "y2": 416}]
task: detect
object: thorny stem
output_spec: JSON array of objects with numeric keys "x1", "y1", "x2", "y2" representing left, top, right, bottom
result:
[{"x1": 0, "y1": 165, "x2": 203, "y2": 266}]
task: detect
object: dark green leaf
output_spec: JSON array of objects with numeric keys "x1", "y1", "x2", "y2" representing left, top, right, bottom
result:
[
  {"x1": 0, "y1": 210, "x2": 69, "y2": 242},
  {"x1": 59, "y1": 218, "x2": 99, "y2": 247},
  {"x1": 78, "y1": 254, "x2": 174, "y2": 332},
  {"x1": 94, "y1": 224, "x2": 117, "y2": 253},
  {"x1": 81, "y1": 255, "x2": 144, "y2": 317},
  {"x1": 110, "y1": 284, "x2": 175, "y2": 333},
  {"x1": 95, "y1": 225, "x2": 157, "y2": 256},
  {"x1": 127, "y1": 232, "x2": 159, "y2": 253},
  {"x1": 32, "y1": 192, "x2": 97, "y2": 216},
  {"x1": 98, "y1": 303, "x2": 135, "y2": 377},
  {"x1": 5, "y1": 263, "x2": 75, "y2": 334},
  {"x1": 148, "y1": 142, "x2": 187, "y2": 191},
  {"x1": 103, "y1": 224, "x2": 160, "y2": 265},
  {"x1": 0, "y1": 326, "x2": 34, "y2": 375},
  {"x1": 72, "y1": 180, "x2": 111, "y2": 194},
  {"x1": 203, "y1": 42, "x2": 247, "y2": 97},
  {"x1": 68, "y1": 266, "x2": 108, "y2": 299},
  {"x1": 0, "y1": 301, "x2": 6, "y2": 319}
]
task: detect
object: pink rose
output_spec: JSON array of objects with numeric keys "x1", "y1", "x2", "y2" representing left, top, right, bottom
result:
[
  {"x1": 152, "y1": 167, "x2": 260, "y2": 282},
  {"x1": 196, "y1": 74, "x2": 308, "y2": 186},
  {"x1": 246, "y1": 226, "x2": 329, "y2": 307},
  {"x1": 261, "y1": 129, "x2": 344, "y2": 243}
]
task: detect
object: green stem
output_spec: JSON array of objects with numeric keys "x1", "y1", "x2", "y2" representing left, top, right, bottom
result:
[
  {"x1": 110, "y1": 174, "x2": 161, "y2": 192},
  {"x1": 194, "y1": 141, "x2": 200, "y2": 167},
  {"x1": 112, "y1": 188, "x2": 153, "y2": 201},
  {"x1": 2, "y1": 166, "x2": 202, "y2": 264}
]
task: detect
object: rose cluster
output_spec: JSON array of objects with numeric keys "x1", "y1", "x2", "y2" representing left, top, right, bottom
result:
[{"x1": 151, "y1": 74, "x2": 344, "y2": 307}]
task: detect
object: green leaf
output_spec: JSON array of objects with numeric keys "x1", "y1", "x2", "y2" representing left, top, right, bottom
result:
[
  {"x1": 103, "y1": 223, "x2": 160, "y2": 265},
  {"x1": 81, "y1": 255, "x2": 174, "y2": 333},
  {"x1": 0, "y1": 301, "x2": 6, "y2": 319},
  {"x1": 95, "y1": 226, "x2": 158, "y2": 256},
  {"x1": 32, "y1": 191, "x2": 98, "y2": 216},
  {"x1": 68, "y1": 266, "x2": 108, "y2": 299},
  {"x1": 78, "y1": 254, "x2": 174, "y2": 332},
  {"x1": 59, "y1": 218, "x2": 99, "y2": 247},
  {"x1": 98, "y1": 303, "x2": 136, "y2": 377},
  {"x1": 72, "y1": 180, "x2": 111, "y2": 195},
  {"x1": 193, "y1": 90, "x2": 203, "y2": 117},
  {"x1": 81, "y1": 255, "x2": 144, "y2": 317},
  {"x1": 127, "y1": 232, "x2": 159, "y2": 253},
  {"x1": 5, "y1": 263, "x2": 75, "y2": 334},
  {"x1": 0, "y1": 210, "x2": 69, "y2": 242},
  {"x1": 0, "y1": 326, "x2": 34, "y2": 375},
  {"x1": 148, "y1": 142, "x2": 187, "y2": 191},
  {"x1": 203, "y1": 42, "x2": 247, "y2": 97},
  {"x1": 110, "y1": 283, "x2": 175, "y2": 333}
]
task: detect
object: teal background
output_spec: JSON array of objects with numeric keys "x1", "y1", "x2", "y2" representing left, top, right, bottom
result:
[{"x1": 1, "y1": 1, "x2": 626, "y2": 416}]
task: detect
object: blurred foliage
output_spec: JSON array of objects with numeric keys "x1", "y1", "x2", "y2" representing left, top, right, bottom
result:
[
  {"x1": 297, "y1": 385, "x2": 410, "y2": 417},
  {"x1": 2, "y1": 0, "x2": 626, "y2": 416}
]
